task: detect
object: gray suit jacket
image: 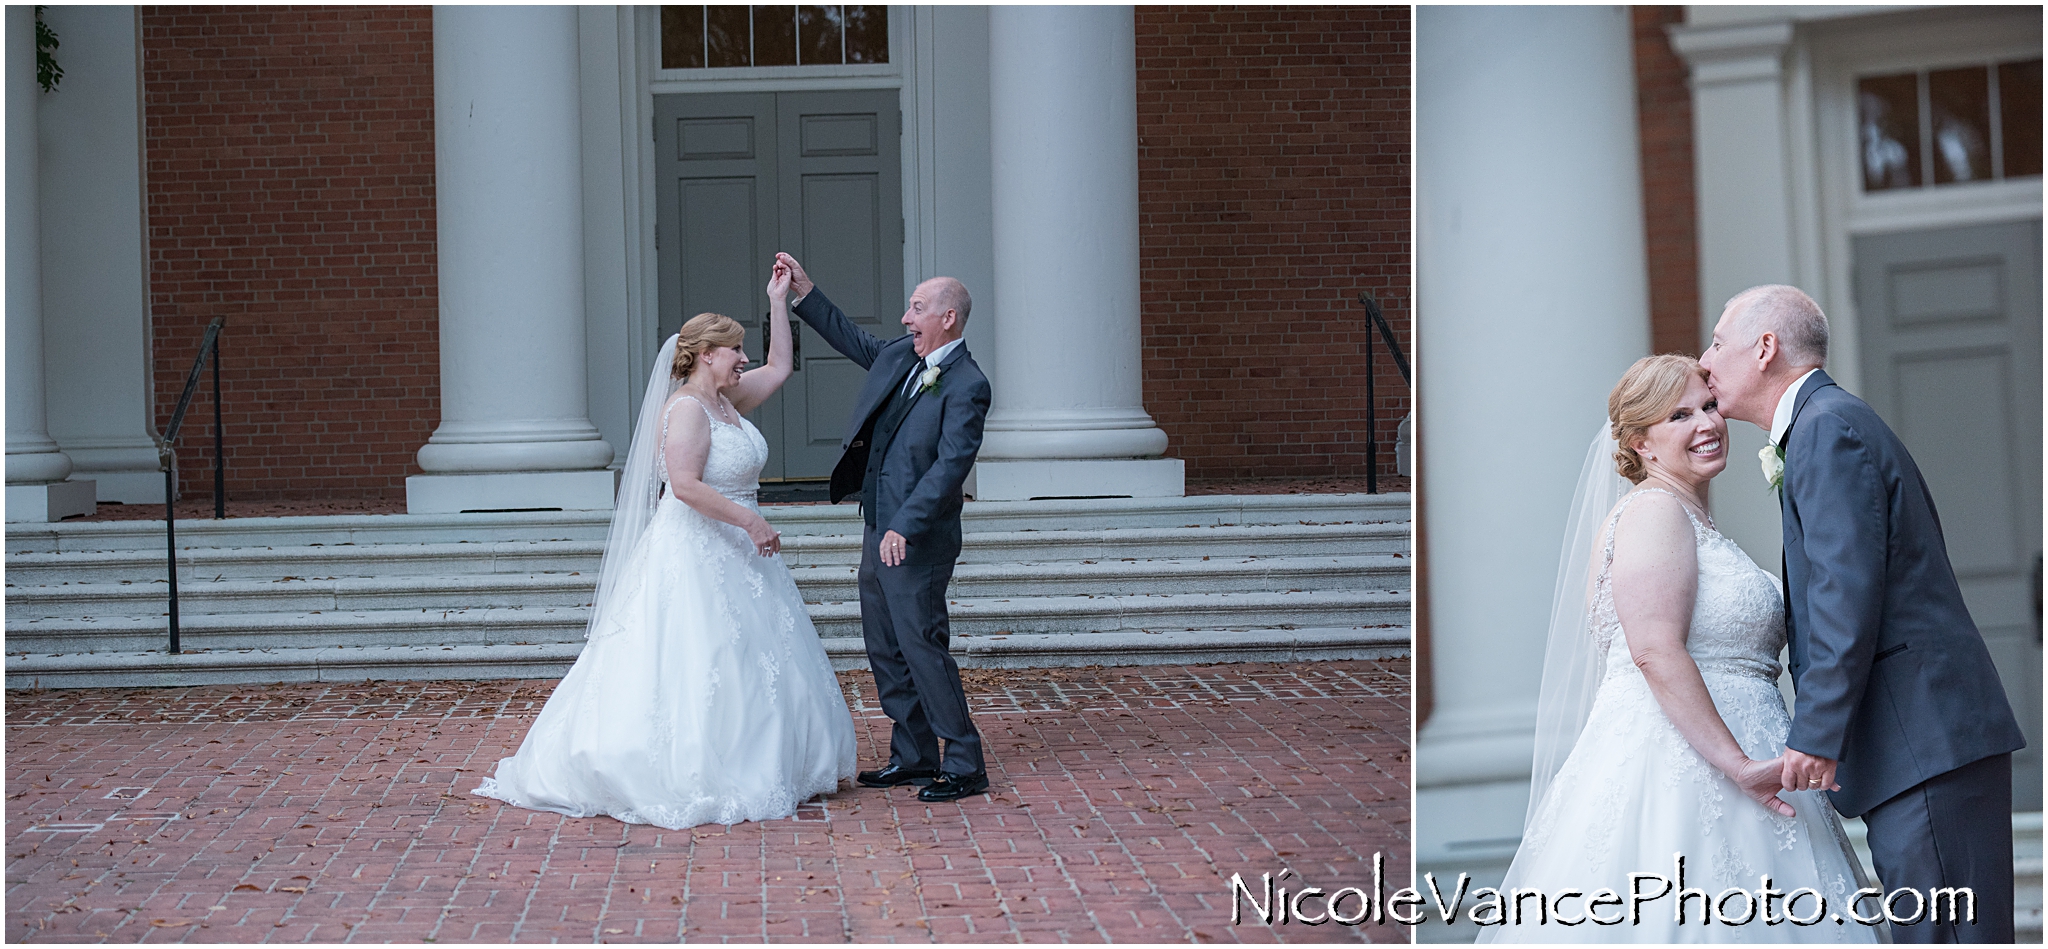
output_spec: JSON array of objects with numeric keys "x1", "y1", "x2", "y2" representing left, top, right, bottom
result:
[
  {"x1": 793, "y1": 288, "x2": 990, "y2": 566},
  {"x1": 1779, "y1": 370, "x2": 2025, "y2": 816}
]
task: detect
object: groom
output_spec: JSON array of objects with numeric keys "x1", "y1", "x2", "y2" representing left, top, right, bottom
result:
[
  {"x1": 1701, "y1": 285, "x2": 2025, "y2": 942},
  {"x1": 775, "y1": 252, "x2": 992, "y2": 803}
]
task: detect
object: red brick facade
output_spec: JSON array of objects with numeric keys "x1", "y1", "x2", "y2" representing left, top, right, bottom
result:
[
  {"x1": 137, "y1": 7, "x2": 1408, "y2": 499},
  {"x1": 143, "y1": 6, "x2": 438, "y2": 501},
  {"x1": 1135, "y1": 6, "x2": 1411, "y2": 481},
  {"x1": 1631, "y1": 6, "x2": 1700, "y2": 358}
]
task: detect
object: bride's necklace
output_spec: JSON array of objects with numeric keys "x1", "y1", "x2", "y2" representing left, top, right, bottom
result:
[{"x1": 681, "y1": 385, "x2": 736, "y2": 425}]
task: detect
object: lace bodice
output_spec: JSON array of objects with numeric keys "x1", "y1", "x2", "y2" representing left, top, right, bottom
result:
[
  {"x1": 1590, "y1": 488, "x2": 1785, "y2": 683},
  {"x1": 658, "y1": 395, "x2": 768, "y2": 503}
]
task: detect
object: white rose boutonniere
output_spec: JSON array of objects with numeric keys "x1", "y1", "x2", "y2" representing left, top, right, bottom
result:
[
  {"x1": 918, "y1": 365, "x2": 943, "y2": 394},
  {"x1": 1760, "y1": 444, "x2": 1785, "y2": 492}
]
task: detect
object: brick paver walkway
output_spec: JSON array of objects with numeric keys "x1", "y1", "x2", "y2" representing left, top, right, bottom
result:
[{"x1": 6, "y1": 661, "x2": 1409, "y2": 943}]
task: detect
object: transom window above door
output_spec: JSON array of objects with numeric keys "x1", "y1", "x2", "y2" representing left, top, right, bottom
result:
[
  {"x1": 660, "y1": 6, "x2": 888, "y2": 69},
  {"x1": 1858, "y1": 57, "x2": 2041, "y2": 192}
]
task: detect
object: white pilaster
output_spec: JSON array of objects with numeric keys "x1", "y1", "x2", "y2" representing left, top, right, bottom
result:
[
  {"x1": 1668, "y1": 17, "x2": 1801, "y2": 576},
  {"x1": 972, "y1": 5, "x2": 1181, "y2": 501},
  {"x1": 38, "y1": 5, "x2": 161, "y2": 504},
  {"x1": 410, "y1": 6, "x2": 615, "y2": 513},
  {"x1": 6, "y1": 7, "x2": 93, "y2": 522},
  {"x1": 1415, "y1": 3, "x2": 1649, "y2": 894}
]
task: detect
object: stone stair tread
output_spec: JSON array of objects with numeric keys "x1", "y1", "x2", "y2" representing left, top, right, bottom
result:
[
  {"x1": 8, "y1": 520, "x2": 1401, "y2": 560},
  {"x1": 5, "y1": 495, "x2": 1411, "y2": 684},
  {"x1": 6, "y1": 493, "x2": 1410, "y2": 554},
  {"x1": 4, "y1": 626, "x2": 1409, "y2": 687},
  {"x1": 5, "y1": 552, "x2": 1402, "y2": 597},
  {"x1": 8, "y1": 587, "x2": 1407, "y2": 637}
]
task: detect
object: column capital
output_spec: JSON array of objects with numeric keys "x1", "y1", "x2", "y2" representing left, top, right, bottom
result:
[{"x1": 1668, "y1": 20, "x2": 1795, "y2": 88}]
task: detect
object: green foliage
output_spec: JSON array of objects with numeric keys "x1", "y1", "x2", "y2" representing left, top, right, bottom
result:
[{"x1": 34, "y1": 6, "x2": 61, "y2": 93}]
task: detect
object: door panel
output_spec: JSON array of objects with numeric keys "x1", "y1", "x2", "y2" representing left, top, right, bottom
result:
[
  {"x1": 677, "y1": 178, "x2": 762, "y2": 329},
  {"x1": 1854, "y1": 219, "x2": 2043, "y2": 809},
  {"x1": 775, "y1": 89, "x2": 904, "y2": 479},
  {"x1": 655, "y1": 89, "x2": 900, "y2": 481},
  {"x1": 656, "y1": 89, "x2": 779, "y2": 486}
]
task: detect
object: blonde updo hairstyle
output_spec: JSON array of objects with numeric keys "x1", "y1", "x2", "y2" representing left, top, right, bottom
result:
[
  {"x1": 672, "y1": 312, "x2": 747, "y2": 381},
  {"x1": 1607, "y1": 354, "x2": 1710, "y2": 484}
]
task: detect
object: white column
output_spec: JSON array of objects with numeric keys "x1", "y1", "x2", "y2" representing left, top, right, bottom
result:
[
  {"x1": 1415, "y1": 4, "x2": 1649, "y2": 885},
  {"x1": 6, "y1": 7, "x2": 94, "y2": 521},
  {"x1": 408, "y1": 5, "x2": 615, "y2": 514},
  {"x1": 971, "y1": 5, "x2": 1182, "y2": 501},
  {"x1": 39, "y1": 5, "x2": 161, "y2": 504},
  {"x1": 1668, "y1": 18, "x2": 1800, "y2": 576}
]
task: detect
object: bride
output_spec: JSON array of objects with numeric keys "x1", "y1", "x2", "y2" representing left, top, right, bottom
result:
[
  {"x1": 1483, "y1": 355, "x2": 1880, "y2": 943},
  {"x1": 475, "y1": 261, "x2": 856, "y2": 828}
]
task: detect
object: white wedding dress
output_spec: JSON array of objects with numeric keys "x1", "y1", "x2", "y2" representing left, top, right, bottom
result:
[
  {"x1": 474, "y1": 394, "x2": 856, "y2": 829},
  {"x1": 1485, "y1": 488, "x2": 1880, "y2": 943}
]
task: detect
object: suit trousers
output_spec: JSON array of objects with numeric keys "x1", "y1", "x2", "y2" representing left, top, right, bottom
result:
[
  {"x1": 857, "y1": 527, "x2": 984, "y2": 776},
  {"x1": 1862, "y1": 752, "x2": 2013, "y2": 943}
]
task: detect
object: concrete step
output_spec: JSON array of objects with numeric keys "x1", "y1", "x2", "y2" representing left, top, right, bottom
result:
[
  {"x1": 6, "y1": 493, "x2": 1409, "y2": 554},
  {"x1": 4, "y1": 588, "x2": 1407, "y2": 656},
  {"x1": 3, "y1": 625, "x2": 1410, "y2": 689},
  {"x1": 3, "y1": 554, "x2": 1403, "y2": 618},
  {"x1": 3, "y1": 522, "x2": 1405, "y2": 584}
]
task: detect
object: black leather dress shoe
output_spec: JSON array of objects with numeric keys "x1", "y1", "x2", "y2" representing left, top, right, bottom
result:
[
  {"x1": 916, "y1": 770, "x2": 990, "y2": 802},
  {"x1": 856, "y1": 764, "x2": 938, "y2": 788}
]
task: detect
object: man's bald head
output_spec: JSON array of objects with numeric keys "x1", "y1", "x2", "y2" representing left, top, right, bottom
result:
[
  {"x1": 919, "y1": 277, "x2": 972, "y2": 326},
  {"x1": 1725, "y1": 284, "x2": 1828, "y2": 369}
]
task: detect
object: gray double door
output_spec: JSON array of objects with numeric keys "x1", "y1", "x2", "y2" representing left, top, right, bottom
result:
[
  {"x1": 655, "y1": 89, "x2": 904, "y2": 481},
  {"x1": 1853, "y1": 218, "x2": 2043, "y2": 808}
]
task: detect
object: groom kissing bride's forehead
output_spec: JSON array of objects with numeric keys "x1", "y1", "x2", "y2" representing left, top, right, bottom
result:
[{"x1": 1701, "y1": 284, "x2": 2026, "y2": 944}]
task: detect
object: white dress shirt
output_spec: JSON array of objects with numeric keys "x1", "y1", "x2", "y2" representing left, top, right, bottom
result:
[
  {"x1": 904, "y1": 337, "x2": 964, "y2": 396},
  {"x1": 1768, "y1": 368, "x2": 1823, "y2": 447}
]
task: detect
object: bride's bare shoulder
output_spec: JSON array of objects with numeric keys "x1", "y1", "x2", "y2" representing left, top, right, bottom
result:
[{"x1": 1608, "y1": 489, "x2": 1697, "y2": 557}]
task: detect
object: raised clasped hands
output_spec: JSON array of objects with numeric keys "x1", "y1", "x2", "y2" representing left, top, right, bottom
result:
[
  {"x1": 767, "y1": 260, "x2": 792, "y2": 303},
  {"x1": 1731, "y1": 756, "x2": 1798, "y2": 817},
  {"x1": 774, "y1": 252, "x2": 814, "y2": 300}
]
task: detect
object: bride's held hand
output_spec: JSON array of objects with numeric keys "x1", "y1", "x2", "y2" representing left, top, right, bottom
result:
[
  {"x1": 767, "y1": 262, "x2": 792, "y2": 302},
  {"x1": 1732, "y1": 756, "x2": 1798, "y2": 817}
]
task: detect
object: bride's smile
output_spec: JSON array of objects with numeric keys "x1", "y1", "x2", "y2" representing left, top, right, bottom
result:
[{"x1": 1632, "y1": 375, "x2": 1729, "y2": 485}]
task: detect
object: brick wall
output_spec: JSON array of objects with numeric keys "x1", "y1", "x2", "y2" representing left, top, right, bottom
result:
[
  {"x1": 143, "y1": 5, "x2": 437, "y2": 501},
  {"x1": 1135, "y1": 6, "x2": 1410, "y2": 481},
  {"x1": 1632, "y1": 6, "x2": 1700, "y2": 358}
]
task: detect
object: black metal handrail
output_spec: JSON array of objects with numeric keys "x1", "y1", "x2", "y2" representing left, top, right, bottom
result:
[
  {"x1": 1356, "y1": 293, "x2": 1410, "y2": 495},
  {"x1": 160, "y1": 316, "x2": 226, "y2": 654}
]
